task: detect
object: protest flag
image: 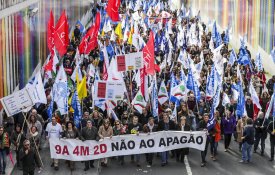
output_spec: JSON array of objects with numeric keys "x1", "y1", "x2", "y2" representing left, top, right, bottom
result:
[
  {"x1": 71, "y1": 90, "x2": 82, "y2": 128},
  {"x1": 249, "y1": 81, "x2": 262, "y2": 109},
  {"x1": 208, "y1": 84, "x2": 221, "y2": 130},
  {"x1": 222, "y1": 92, "x2": 230, "y2": 107},
  {"x1": 53, "y1": 65, "x2": 68, "y2": 115},
  {"x1": 77, "y1": 75, "x2": 88, "y2": 101},
  {"x1": 236, "y1": 81, "x2": 245, "y2": 117},
  {"x1": 158, "y1": 81, "x2": 168, "y2": 105},
  {"x1": 151, "y1": 78, "x2": 159, "y2": 119},
  {"x1": 54, "y1": 10, "x2": 69, "y2": 57},
  {"x1": 26, "y1": 71, "x2": 47, "y2": 104},
  {"x1": 132, "y1": 90, "x2": 146, "y2": 114},
  {"x1": 187, "y1": 68, "x2": 201, "y2": 101},
  {"x1": 47, "y1": 10, "x2": 54, "y2": 56},
  {"x1": 115, "y1": 23, "x2": 123, "y2": 40},
  {"x1": 106, "y1": 0, "x2": 120, "y2": 22},
  {"x1": 143, "y1": 31, "x2": 155, "y2": 75}
]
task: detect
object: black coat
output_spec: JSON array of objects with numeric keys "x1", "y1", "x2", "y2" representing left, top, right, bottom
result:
[
  {"x1": 177, "y1": 124, "x2": 191, "y2": 155},
  {"x1": 157, "y1": 120, "x2": 176, "y2": 131},
  {"x1": 19, "y1": 148, "x2": 41, "y2": 172},
  {"x1": 81, "y1": 126, "x2": 99, "y2": 141}
]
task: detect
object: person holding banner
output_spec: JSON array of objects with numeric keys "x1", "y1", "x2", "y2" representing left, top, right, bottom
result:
[
  {"x1": 113, "y1": 120, "x2": 127, "y2": 165},
  {"x1": 81, "y1": 120, "x2": 100, "y2": 171},
  {"x1": 128, "y1": 116, "x2": 143, "y2": 167},
  {"x1": 45, "y1": 117, "x2": 63, "y2": 171},
  {"x1": 157, "y1": 113, "x2": 176, "y2": 166},
  {"x1": 63, "y1": 121, "x2": 80, "y2": 171},
  {"x1": 198, "y1": 114, "x2": 212, "y2": 167},
  {"x1": 143, "y1": 117, "x2": 158, "y2": 167},
  {"x1": 98, "y1": 119, "x2": 113, "y2": 167},
  {"x1": 176, "y1": 116, "x2": 191, "y2": 162}
]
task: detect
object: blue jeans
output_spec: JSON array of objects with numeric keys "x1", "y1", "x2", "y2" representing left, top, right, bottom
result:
[
  {"x1": 161, "y1": 151, "x2": 168, "y2": 164},
  {"x1": 210, "y1": 136, "x2": 218, "y2": 156},
  {"x1": 242, "y1": 142, "x2": 252, "y2": 161},
  {"x1": 0, "y1": 149, "x2": 7, "y2": 173}
]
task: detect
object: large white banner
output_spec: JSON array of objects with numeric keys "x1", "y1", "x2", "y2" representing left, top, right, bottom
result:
[
  {"x1": 0, "y1": 88, "x2": 34, "y2": 116},
  {"x1": 50, "y1": 131, "x2": 206, "y2": 161},
  {"x1": 94, "y1": 80, "x2": 125, "y2": 101},
  {"x1": 116, "y1": 52, "x2": 143, "y2": 72}
]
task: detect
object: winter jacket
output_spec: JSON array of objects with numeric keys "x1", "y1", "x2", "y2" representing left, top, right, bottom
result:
[
  {"x1": 243, "y1": 125, "x2": 255, "y2": 145},
  {"x1": 221, "y1": 116, "x2": 236, "y2": 134},
  {"x1": 19, "y1": 147, "x2": 41, "y2": 172},
  {"x1": 81, "y1": 126, "x2": 99, "y2": 141}
]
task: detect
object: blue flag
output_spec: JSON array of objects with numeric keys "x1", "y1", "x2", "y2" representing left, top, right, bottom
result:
[
  {"x1": 151, "y1": 79, "x2": 159, "y2": 120},
  {"x1": 223, "y1": 29, "x2": 229, "y2": 44},
  {"x1": 228, "y1": 50, "x2": 237, "y2": 65},
  {"x1": 236, "y1": 82, "x2": 245, "y2": 117},
  {"x1": 208, "y1": 84, "x2": 221, "y2": 130},
  {"x1": 71, "y1": 90, "x2": 82, "y2": 128},
  {"x1": 271, "y1": 48, "x2": 275, "y2": 64},
  {"x1": 47, "y1": 95, "x2": 54, "y2": 121},
  {"x1": 187, "y1": 68, "x2": 201, "y2": 101},
  {"x1": 169, "y1": 72, "x2": 179, "y2": 103}
]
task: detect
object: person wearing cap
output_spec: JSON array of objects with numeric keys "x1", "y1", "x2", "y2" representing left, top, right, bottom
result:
[
  {"x1": 19, "y1": 139, "x2": 42, "y2": 175},
  {"x1": 45, "y1": 116, "x2": 63, "y2": 171},
  {"x1": 81, "y1": 119, "x2": 100, "y2": 171}
]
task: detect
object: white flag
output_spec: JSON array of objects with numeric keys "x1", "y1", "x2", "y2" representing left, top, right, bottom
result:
[
  {"x1": 249, "y1": 81, "x2": 262, "y2": 109},
  {"x1": 26, "y1": 71, "x2": 47, "y2": 104},
  {"x1": 222, "y1": 93, "x2": 230, "y2": 106},
  {"x1": 158, "y1": 81, "x2": 168, "y2": 105},
  {"x1": 132, "y1": 90, "x2": 146, "y2": 114}
]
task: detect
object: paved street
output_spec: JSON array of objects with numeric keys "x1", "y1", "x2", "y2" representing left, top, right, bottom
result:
[{"x1": 12, "y1": 137, "x2": 275, "y2": 175}]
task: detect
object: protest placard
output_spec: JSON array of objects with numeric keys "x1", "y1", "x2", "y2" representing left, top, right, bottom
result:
[{"x1": 116, "y1": 52, "x2": 143, "y2": 72}]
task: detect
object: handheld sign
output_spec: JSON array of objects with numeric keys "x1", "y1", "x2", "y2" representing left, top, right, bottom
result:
[
  {"x1": 116, "y1": 52, "x2": 143, "y2": 72},
  {"x1": 0, "y1": 88, "x2": 34, "y2": 116}
]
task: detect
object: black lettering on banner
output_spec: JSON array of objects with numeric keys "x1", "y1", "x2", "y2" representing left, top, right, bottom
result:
[
  {"x1": 111, "y1": 142, "x2": 119, "y2": 151},
  {"x1": 128, "y1": 140, "x2": 135, "y2": 149},
  {"x1": 167, "y1": 137, "x2": 173, "y2": 146},
  {"x1": 188, "y1": 135, "x2": 195, "y2": 144},
  {"x1": 172, "y1": 137, "x2": 179, "y2": 145},
  {"x1": 139, "y1": 140, "x2": 147, "y2": 149},
  {"x1": 180, "y1": 136, "x2": 187, "y2": 144},
  {"x1": 120, "y1": 141, "x2": 127, "y2": 150},
  {"x1": 147, "y1": 139, "x2": 154, "y2": 147},
  {"x1": 159, "y1": 138, "x2": 166, "y2": 147},
  {"x1": 196, "y1": 136, "x2": 203, "y2": 145}
]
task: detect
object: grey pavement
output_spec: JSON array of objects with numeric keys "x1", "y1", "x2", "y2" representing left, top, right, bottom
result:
[{"x1": 12, "y1": 137, "x2": 275, "y2": 175}]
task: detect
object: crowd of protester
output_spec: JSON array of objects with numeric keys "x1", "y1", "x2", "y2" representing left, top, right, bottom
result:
[{"x1": 0, "y1": 0, "x2": 274, "y2": 174}]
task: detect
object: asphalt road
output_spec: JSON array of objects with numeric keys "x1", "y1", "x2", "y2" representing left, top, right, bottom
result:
[{"x1": 12, "y1": 137, "x2": 275, "y2": 175}]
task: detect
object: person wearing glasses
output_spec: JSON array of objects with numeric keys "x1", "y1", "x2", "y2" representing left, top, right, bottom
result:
[
  {"x1": 0, "y1": 126, "x2": 9, "y2": 175},
  {"x1": 81, "y1": 119, "x2": 100, "y2": 171},
  {"x1": 19, "y1": 139, "x2": 42, "y2": 175},
  {"x1": 45, "y1": 116, "x2": 63, "y2": 171}
]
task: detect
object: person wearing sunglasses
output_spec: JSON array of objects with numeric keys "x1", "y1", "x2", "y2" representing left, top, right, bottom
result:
[{"x1": 19, "y1": 139, "x2": 42, "y2": 175}]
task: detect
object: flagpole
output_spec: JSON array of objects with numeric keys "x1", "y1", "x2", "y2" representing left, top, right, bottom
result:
[{"x1": 129, "y1": 71, "x2": 133, "y2": 101}]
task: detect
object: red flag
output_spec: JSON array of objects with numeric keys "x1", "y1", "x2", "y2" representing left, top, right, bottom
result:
[
  {"x1": 140, "y1": 67, "x2": 145, "y2": 97},
  {"x1": 44, "y1": 57, "x2": 53, "y2": 72},
  {"x1": 47, "y1": 10, "x2": 54, "y2": 56},
  {"x1": 54, "y1": 10, "x2": 69, "y2": 57},
  {"x1": 106, "y1": 0, "x2": 120, "y2": 22},
  {"x1": 102, "y1": 62, "x2": 108, "y2": 80},
  {"x1": 142, "y1": 31, "x2": 155, "y2": 75},
  {"x1": 79, "y1": 12, "x2": 101, "y2": 54}
]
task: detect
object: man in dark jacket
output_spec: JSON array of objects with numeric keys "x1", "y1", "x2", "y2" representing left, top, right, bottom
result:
[
  {"x1": 157, "y1": 113, "x2": 176, "y2": 166},
  {"x1": 128, "y1": 116, "x2": 143, "y2": 167},
  {"x1": 267, "y1": 118, "x2": 275, "y2": 161},
  {"x1": 245, "y1": 97, "x2": 254, "y2": 119},
  {"x1": 253, "y1": 112, "x2": 267, "y2": 155},
  {"x1": 81, "y1": 120, "x2": 100, "y2": 171},
  {"x1": 143, "y1": 117, "x2": 158, "y2": 166},
  {"x1": 240, "y1": 118, "x2": 255, "y2": 163},
  {"x1": 11, "y1": 124, "x2": 26, "y2": 169},
  {"x1": 198, "y1": 113, "x2": 212, "y2": 167},
  {"x1": 19, "y1": 139, "x2": 42, "y2": 175}
]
